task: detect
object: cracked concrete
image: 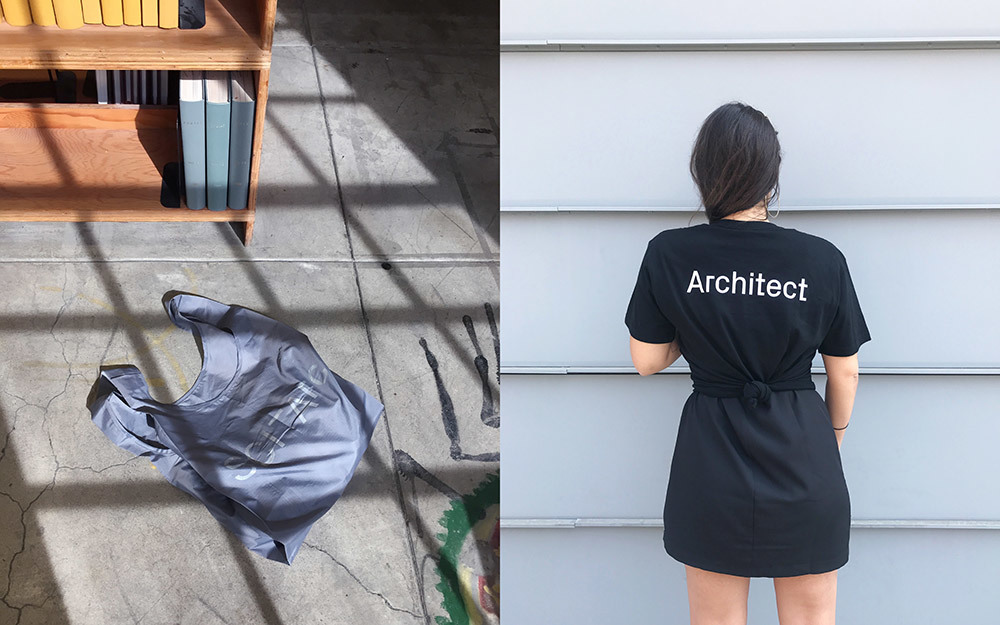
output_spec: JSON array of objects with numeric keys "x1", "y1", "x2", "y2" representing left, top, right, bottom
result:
[{"x1": 0, "y1": 0, "x2": 498, "y2": 623}]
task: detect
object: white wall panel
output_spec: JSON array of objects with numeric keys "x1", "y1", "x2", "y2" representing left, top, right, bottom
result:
[
  {"x1": 501, "y1": 527, "x2": 1000, "y2": 624},
  {"x1": 501, "y1": 50, "x2": 1000, "y2": 208},
  {"x1": 501, "y1": 374, "x2": 1000, "y2": 520},
  {"x1": 500, "y1": 209, "x2": 1000, "y2": 368},
  {"x1": 501, "y1": 0, "x2": 1000, "y2": 42}
]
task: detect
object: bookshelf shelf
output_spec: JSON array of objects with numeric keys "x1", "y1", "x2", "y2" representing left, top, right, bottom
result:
[
  {"x1": 0, "y1": 0, "x2": 270, "y2": 70},
  {"x1": 0, "y1": 0, "x2": 276, "y2": 244},
  {"x1": 0, "y1": 103, "x2": 248, "y2": 221}
]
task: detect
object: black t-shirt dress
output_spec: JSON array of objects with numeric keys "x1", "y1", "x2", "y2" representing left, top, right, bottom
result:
[{"x1": 624, "y1": 218, "x2": 872, "y2": 578}]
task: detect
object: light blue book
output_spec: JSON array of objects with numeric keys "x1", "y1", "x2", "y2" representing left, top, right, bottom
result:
[
  {"x1": 178, "y1": 71, "x2": 206, "y2": 210},
  {"x1": 227, "y1": 71, "x2": 256, "y2": 210},
  {"x1": 204, "y1": 71, "x2": 231, "y2": 211}
]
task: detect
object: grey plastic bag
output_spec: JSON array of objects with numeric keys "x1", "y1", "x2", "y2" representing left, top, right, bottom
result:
[{"x1": 88, "y1": 293, "x2": 384, "y2": 564}]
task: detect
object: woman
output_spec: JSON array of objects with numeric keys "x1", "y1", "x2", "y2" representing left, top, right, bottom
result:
[{"x1": 624, "y1": 102, "x2": 871, "y2": 625}]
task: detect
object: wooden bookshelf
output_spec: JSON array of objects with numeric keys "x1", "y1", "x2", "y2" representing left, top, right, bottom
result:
[{"x1": 0, "y1": 0, "x2": 276, "y2": 244}]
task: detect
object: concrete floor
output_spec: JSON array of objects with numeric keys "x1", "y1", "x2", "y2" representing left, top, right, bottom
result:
[{"x1": 0, "y1": 1, "x2": 499, "y2": 624}]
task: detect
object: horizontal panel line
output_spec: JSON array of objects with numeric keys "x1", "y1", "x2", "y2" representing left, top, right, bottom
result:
[
  {"x1": 500, "y1": 365, "x2": 1000, "y2": 375},
  {"x1": 501, "y1": 518, "x2": 1000, "y2": 530},
  {"x1": 500, "y1": 204, "x2": 1000, "y2": 213},
  {"x1": 0, "y1": 256, "x2": 498, "y2": 265},
  {"x1": 501, "y1": 37, "x2": 1000, "y2": 52}
]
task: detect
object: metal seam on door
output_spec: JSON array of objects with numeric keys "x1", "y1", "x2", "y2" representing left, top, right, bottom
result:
[
  {"x1": 498, "y1": 366, "x2": 1000, "y2": 376},
  {"x1": 501, "y1": 37, "x2": 1000, "y2": 52},
  {"x1": 500, "y1": 518, "x2": 1000, "y2": 530},
  {"x1": 499, "y1": 204, "x2": 1000, "y2": 213}
]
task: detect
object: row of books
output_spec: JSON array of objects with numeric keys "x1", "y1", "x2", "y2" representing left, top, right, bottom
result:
[
  {"x1": 179, "y1": 71, "x2": 256, "y2": 211},
  {"x1": 95, "y1": 69, "x2": 170, "y2": 104},
  {"x1": 0, "y1": 0, "x2": 204, "y2": 28},
  {"x1": 0, "y1": 68, "x2": 180, "y2": 104}
]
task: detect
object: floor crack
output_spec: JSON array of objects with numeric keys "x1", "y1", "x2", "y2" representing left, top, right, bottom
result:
[{"x1": 301, "y1": 541, "x2": 422, "y2": 619}]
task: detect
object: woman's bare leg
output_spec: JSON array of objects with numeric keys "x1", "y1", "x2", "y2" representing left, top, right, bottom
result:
[
  {"x1": 685, "y1": 564, "x2": 751, "y2": 625},
  {"x1": 773, "y1": 569, "x2": 838, "y2": 625}
]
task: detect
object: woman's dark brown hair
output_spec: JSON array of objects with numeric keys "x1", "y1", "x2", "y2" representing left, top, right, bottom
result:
[{"x1": 689, "y1": 101, "x2": 781, "y2": 222}]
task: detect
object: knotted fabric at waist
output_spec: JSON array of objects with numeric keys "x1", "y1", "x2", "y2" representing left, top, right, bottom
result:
[{"x1": 692, "y1": 375, "x2": 816, "y2": 408}]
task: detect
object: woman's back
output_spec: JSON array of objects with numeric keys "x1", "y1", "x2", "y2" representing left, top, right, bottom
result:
[{"x1": 627, "y1": 218, "x2": 869, "y2": 390}]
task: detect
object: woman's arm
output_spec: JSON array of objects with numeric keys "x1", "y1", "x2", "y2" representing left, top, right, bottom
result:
[
  {"x1": 629, "y1": 335, "x2": 683, "y2": 376},
  {"x1": 821, "y1": 352, "x2": 860, "y2": 449}
]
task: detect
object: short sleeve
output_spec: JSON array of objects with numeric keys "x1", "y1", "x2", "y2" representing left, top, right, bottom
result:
[
  {"x1": 624, "y1": 242, "x2": 677, "y2": 344},
  {"x1": 818, "y1": 251, "x2": 872, "y2": 357}
]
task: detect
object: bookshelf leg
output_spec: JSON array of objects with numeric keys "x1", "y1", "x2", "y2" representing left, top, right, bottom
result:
[{"x1": 241, "y1": 216, "x2": 255, "y2": 245}]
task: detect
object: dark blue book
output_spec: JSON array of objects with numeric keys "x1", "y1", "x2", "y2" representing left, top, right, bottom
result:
[
  {"x1": 227, "y1": 71, "x2": 255, "y2": 210},
  {"x1": 204, "y1": 71, "x2": 231, "y2": 211}
]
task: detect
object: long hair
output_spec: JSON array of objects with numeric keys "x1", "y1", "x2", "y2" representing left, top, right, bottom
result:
[{"x1": 689, "y1": 102, "x2": 781, "y2": 222}]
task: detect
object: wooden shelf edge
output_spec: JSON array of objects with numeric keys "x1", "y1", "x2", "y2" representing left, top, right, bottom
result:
[
  {"x1": 0, "y1": 209, "x2": 252, "y2": 222},
  {"x1": 0, "y1": 0, "x2": 269, "y2": 70}
]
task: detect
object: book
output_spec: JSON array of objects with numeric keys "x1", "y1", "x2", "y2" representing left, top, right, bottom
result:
[
  {"x1": 179, "y1": 71, "x2": 206, "y2": 210},
  {"x1": 227, "y1": 71, "x2": 256, "y2": 210},
  {"x1": 204, "y1": 71, "x2": 230, "y2": 211},
  {"x1": 100, "y1": 0, "x2": 122, "y2": 25},
  {"x1": 140, "y1": 69, "x2": 146, "y2": 104},
  {"x1": 158, "y1": 0, "x2": 176, "y2": 28},
  {"x1": 112, "y1": 69, "x2": 121, "y2": 104},
  {"x1": 27, "y1": 0, "x2": 55, "y2": 25},
  {"x1": 159, "y1": 70, "x2": 168, "y2": 104},
  {"x1": 96, "y1": 70, "x2": 108, "y2": 104},
  {"x1": 81, "y1": 0, "x2": 100, "y2": 23},
  {"x1": 52, "y1": 0, "x2": 83, "y2": 28},
  {"x1": 53, "y1": 70, "x2": 75, "y2": 102},
  {"x1": 122, "y1": 0, "x2": 138, "y2": 25},
  {"x1": 139, "y1": 0, "x2": 153, "y2": 25},
  {"x1": 0, "y1": 0, "x2": 31, "y2": 26},
  {"x1": 177, "y1": 0, "x2": 202, "y2": 29}
]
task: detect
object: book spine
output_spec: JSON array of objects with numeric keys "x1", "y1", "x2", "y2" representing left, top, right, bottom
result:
[
  {"x1": 0, "y1": 0, "x2": 32, "y2": 26},
  {"x1": 139, "y1": 0, "x2": 153, "y2": 25},
  {"x1": 28, "y1": 0, "x2": 56, "y2": 25},
  {"x1": 112, "y1": 70, "x2": 121, "y2": 104},
  {"x1": 99, "y1": 0, "x2": 121, "y2": 25},
  {"x1": 227, "y1": 97, "x2": 255, "y2": 209},
  {"x1": 158, "y1": 0, "x2": 176, "y2": 29},
  {"x1": 205, "y1": 97, "x2": 231, "y2": 211},
  {"x1": 95, "y1": 70, "x2": 108, "y2": 104},
  {"x1": 180, "y1": 93, "x2": 207, "y2": 210},
  {"x1": 80, "y1": 0, "x2": 100, "y2": 22},
  {"x1": 121, "y1": 0, "x2": 137, "y2": 24},
  {"x1": 52, "y1": 0, "x2": 83, "y2": 28}
]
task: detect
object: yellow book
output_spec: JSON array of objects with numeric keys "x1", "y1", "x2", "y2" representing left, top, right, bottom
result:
[
  {"x1": 121, "y1": 0, "x2": 137, "y2": 24},
  {"x1": 52, "y1": 0, "x2": 83, "y2": 28},
  {"x1": 81, "y1": 0, "x2": 99, "y2": 22},
  {"x1": 0, "y1": 4, "x2": 4, "y2": 22},
  {"x1": 157, "y1": 0, "x2": 176, "y2": 29},
  {"x1": 99, "y1": 0, "x2": 120, "y2": 25},
  {"x1": 28, "y1": 0, "x2": 55, "y2": 25},
  {"x1": 139, "y1": 0, "x2": 153, "y2": 25},
  {"x1": 0, "y1": 0, "x2": 31, "y2": 25}
]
